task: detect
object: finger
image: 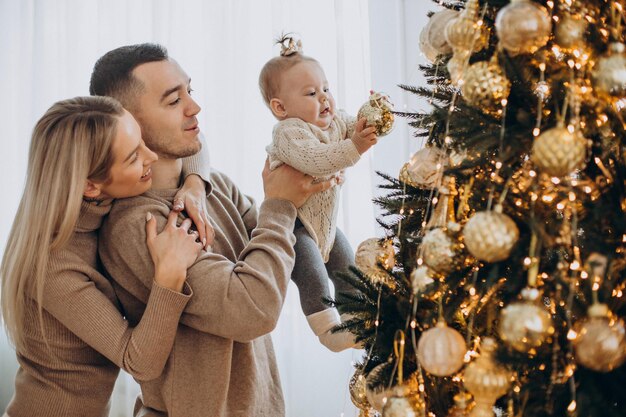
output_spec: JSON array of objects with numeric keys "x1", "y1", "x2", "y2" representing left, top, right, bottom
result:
[
  {"x1": 362, "y1": 126, "x2": 377, "y2": 136},
  {"x1": 356, "y1": 118, "x2": 367, "y2": 131},
  {"x1": 179, "y1": 218, "x2": 193, "y2": 232},
  {"x1": 311, "y1": 177, "x2": 336, "y2": 193},
  {"x1": 145, "y1": 212, "x2": 157, "y2": 242},
  {"x1": 193, "y1": 212, "x2": 206, "y2": 245},
  {"x1": 263, "y1": 158, "x2": 271, "y2": 177},
  {"x1": 166, "y1": 210, "x2": 179, "y2": 229},
  {"x1": 172, "y1": 198, "x2": 184, "y2": 211},
  {"x1": 204, "y1": 219, "x2": 215, "y2": 249}
]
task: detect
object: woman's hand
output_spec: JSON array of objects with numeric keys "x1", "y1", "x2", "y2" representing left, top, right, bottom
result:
[
  {"x1": 145, "y1": 210, "x2": 203, "y2": 292},
  {"x1": 173, "y1": 174, "x2": 215, "y2": 250}
]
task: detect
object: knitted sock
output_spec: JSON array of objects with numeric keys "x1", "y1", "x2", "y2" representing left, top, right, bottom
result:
[{"x1": 306, "y1": 308, "x2": 358, "y2": 352}]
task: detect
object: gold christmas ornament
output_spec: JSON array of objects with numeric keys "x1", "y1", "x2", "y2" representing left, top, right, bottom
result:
[
  {"x1": 447, "y1": 391, "x2": 474, "y2": 417},
  {"x1": 460, "y1": 55, "x2": 511, "y2": 117},
  {"x1": 421, "y1": 228, "x2": 458, "y2": 274},
  {"x1": 419, "y1": 9, "x2": 458, "y2": 62},
  {"x1": 444, "y1": 0, "x2": 488, "y2": 54},
  {"x1": 464, "y1": 338, "x2": 511, "y2": 417},
  {"x1": 531, "y1": 123, "x2": 588, "y2": 177},
  {"x1": 495, "y1": 0, "x2": 551, "y2": 55},
  {"x1": 411, "y1": 266, "x2": 436, "y2": 294},
  {"x1": 462, "y1": 204, "x2": 519, "y2": 263},
  {"x1": 355, "y1": 238, "x2": 395, "y2": 286},
  {"x1": 417, "y1": 319, "x2": 467, "y2": 376},
  {"x1": 499, "y1": 287, "x2": 555, "y2": 354},
  {"x1": 365, "y1": 364, "x2": 395, "y2": 412},
  {"x1": 555, "y1": 13, "x2": 587, "y2": 52},
  {"x1": 447, "y1": 53, "x2": 468, "y2": 86},
  {"x1": 399, "y1": 146, "x2": 447, "y2": 189},
  {"x1": 426, "y1": 176, "x2": 458, "y2": 229},
  {"x1": 574, "y1": 303, "x2": 626, "y2": 372},
  {"x1": 593, "y1": 43, "x2": 626, "y2": 100},
  {"x1": 357, "y1": 91, "x2": 395, "y2": 136},
  {"x1": 381, "y1": 385, "x2": 424, "y2": 417},
  {"x1": 349, "y1": 369, "x2": 372, "y2": 414}
]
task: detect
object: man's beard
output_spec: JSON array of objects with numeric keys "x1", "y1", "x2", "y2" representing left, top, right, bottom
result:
[{"x1": 145, "y1": 133, "x2": 201, "y2": 159}]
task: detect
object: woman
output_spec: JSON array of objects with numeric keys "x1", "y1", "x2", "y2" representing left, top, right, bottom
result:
[{"x1": 1, "y1": 96, "x2": 212, "y2": 416}]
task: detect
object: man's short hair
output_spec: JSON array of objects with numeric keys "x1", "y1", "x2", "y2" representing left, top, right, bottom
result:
[{"x1": 89, "y1": 43, "x2": 169, "y2": 108}]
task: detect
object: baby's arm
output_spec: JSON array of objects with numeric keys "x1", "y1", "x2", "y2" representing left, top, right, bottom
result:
[
  {"x1": 335, "y1": 110, "x2": 377, "y2": 155},
  {"x1": 271, "y1": 120, "x2": 361, "y2": 177}
]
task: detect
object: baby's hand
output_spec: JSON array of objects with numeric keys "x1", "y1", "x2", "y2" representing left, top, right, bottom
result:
[{"x1": 351, "y1": 118, "x2": 378, "y2": 154}]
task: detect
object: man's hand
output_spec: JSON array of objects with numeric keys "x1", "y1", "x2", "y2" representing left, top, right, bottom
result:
[
  {"x1": 351, "y1": 117, "x2": 378, "y2": 154},
  {"x1": 174, "y1": 174, "x2": 215, "y2": 250},
  {"x1": 262, "y1": 159, "x2": 336, "y2": 208}
]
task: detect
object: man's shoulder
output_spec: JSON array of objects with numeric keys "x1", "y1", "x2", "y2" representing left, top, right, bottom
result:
[{"x1": 103, "y1": 194, "x2": 167, "y2": 236}]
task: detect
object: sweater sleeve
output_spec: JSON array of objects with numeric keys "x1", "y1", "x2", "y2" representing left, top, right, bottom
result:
[
  {"x1": 42, "y1": 263, "x2": 191, "y2": 381},
  {"x1": 181, "y1": 132, "x2": 211, "y2": 183},
  {"x1": 270, "y1": 119, "x2": 361, "y2": 177},
  {"x1": 99, "y1": 196, "x2": 297, "y2": 343}
]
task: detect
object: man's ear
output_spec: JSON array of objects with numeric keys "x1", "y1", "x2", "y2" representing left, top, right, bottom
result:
[
  {"x1": 83, "y1": 180, "x2": 103, "y2": 199},
  {"x1": 269, "y1": 98, "x2": 287, "y2": 119}
]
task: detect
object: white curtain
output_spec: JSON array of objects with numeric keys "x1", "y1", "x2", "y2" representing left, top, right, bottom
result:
[{"x1": 0, "y1": 1, "x2": 378, "y2": 416}]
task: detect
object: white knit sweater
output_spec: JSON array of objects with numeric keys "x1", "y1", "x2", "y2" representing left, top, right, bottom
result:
[{"x1": 266, "y1": 110, "x2": 361, "y2": 261}]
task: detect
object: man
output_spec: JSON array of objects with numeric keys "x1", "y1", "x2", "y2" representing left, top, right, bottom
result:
[{"x1": 91, "y1": 44, "x2": 335, "y2": 417}]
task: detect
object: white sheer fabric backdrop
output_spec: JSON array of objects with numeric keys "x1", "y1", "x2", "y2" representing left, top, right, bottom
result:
[{"x1": 0, "y1": 1, "x2": 377, "y2": 416}]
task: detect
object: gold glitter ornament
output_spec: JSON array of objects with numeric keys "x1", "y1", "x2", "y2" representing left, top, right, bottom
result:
[
  {"x1": 420, "y1": 9, "x2": 458, "y2": 62},
  {"x1": 531, "y1": 123, "x2": 588, "y2": 177},
  {"x1": 447, "y1": 392, "x2": 474, "y2": 417},
  {"x1": 555, "y1": 13, "x2": 587, "y2": 52},
  {"x1": 463, "y1": 337, "x2": 511, "y2": 417},
  {"x1": 447, "y1": 53, "x2": 468, "y2": 86},
  {"x1": 460, "y1": 55, "x2": 511, "y2": 117},
  {"x1": 574, "y1": 303, "x2": 626, "y2": 372},
  {"x1": 349, "y1": 369, "x2": 374, "y2": 416},
  {"x1": 417, "y1": 319, "x2": 467, "y2": 376},
  {"x1": 421, "y1": 228, "x2": 458, "y2": 275},
  {"x1": 381, "y1": 385, "x2": 424, "y2": 417},
  {"x1": 444, "y1": 0, "x2": 488, "y2": 54},
  {"x1": 411, "y1": 266, "x2": 436, "y2": 294},
  {"x1": 593, "y1": 43, "x2": 626, "y2": 100},
  {"x1": 499, "y1": 287, "x2": 555, "y2": 354},
  {"x1": 462, "y1": 204, "x2": 519, "y2": 263},
  {"x1": 358, "y1": 91, "x2": 395, "y2": 136},
  {"x1": 355, "y1": 238, "x2": 395, "y2": 286},
  {"x1": 399, "y1": 146, "x2": 447, "y2": 189},
  {"x1": 495, "y1": 0, "x2": 551, "y2": 55}
]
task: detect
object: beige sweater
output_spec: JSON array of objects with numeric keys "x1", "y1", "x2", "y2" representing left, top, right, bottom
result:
[
  {"x1": 5, "y1": 201, "x2": 192, "y2": 417},
  {"x1": 98, "y1": 171, "x2": 297, "y2": 417},
  {"x1": 266, "y1": 110, "x2": 360, "y2": 261}
]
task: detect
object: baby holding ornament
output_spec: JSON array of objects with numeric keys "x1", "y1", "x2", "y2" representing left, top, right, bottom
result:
[{"x1": 259, "y1": 35, "x2": 393, "y2": 351}]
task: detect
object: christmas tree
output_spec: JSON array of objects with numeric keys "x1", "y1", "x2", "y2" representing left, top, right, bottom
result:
[{"x1": 335, "y1": 1, "x2": 626, "y2": 416}]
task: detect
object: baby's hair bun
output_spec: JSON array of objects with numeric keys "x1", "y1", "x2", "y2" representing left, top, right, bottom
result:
[{"x1": 276, "y1": 33, "x2": 303, "y2": 57}]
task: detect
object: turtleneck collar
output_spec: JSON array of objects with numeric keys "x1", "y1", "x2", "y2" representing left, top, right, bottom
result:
[{"x1": 76, "y1": 200, "x2": 112, "y2": 233}]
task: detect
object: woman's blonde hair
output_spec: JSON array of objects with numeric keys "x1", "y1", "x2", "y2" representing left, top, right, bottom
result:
[{"x1": 1, "y1": 96, "x2": 123, "y2": 353}]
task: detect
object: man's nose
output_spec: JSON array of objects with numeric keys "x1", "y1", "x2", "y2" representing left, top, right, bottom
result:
[{"x1": 186, "y1": 97, "x2": 201, "y2": 116}]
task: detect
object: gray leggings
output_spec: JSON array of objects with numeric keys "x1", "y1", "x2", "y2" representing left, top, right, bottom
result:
[{"x1": 291, "y1": 223, "x2": 356, "y2": 316}]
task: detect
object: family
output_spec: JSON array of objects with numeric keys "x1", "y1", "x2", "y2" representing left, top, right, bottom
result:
[{"x1": 1, "y1": 39, "x2": 378, "y2": 417}]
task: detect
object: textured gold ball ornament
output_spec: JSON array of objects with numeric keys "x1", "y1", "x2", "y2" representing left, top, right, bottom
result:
[
  {"x1": 462, "y1": 204, "x2": 519, "y2": 263},
  {"x1": 381, "y1": 385, "x2": 424, "y2": 417},
  {"x1": 399, "y1": 146, "x2": 447, "y2": 189},
  {"x1": 460, "y1": 56, "x2": 511, "y2": 117},
  {"x1": 420, "y1": 9, "x2": 459, "y2": 62},
  {"x1": 495, "y1": 0, "x2": 551, "y2": 55},
  {"x1": 421, "y1": 228, "x2": 458, "y2": 275},
  {"x1": 574, "y1": 303, "x2": 626, "y2": 372},
  {"x1": 417, "y1": 320, "x2": 467, "y2": 376},
  {"x1": 357, "y1": 91, "x2": 395, "y2": 136},
  {"x1": 531, "y1": 123, "x2": 588, "y2": 177},
  {"x1": 555, "y1": 14, "x2": 587, "y2": 52},
  {"x1": 445, "y1": 0, "x2": 488, "y2": 54},
  {"x1": 411, "y1": 266, "x2": 436, "y2": 294},
  {"x1": 499, "y1": 287, "x2": 555, "y2": 354},
  {"x1": 593, "y1": 43, "x2": 626, "y2": 100},
  {"x1": 464, "y1": 337, "x2": 511, "y2": 417},
  {"x1": 365, "y1": 363, "x2": 395, "y2": 412},
  {"x1": 349, "y1": 369, "x2": 372, "y2": 412},
  {"x1": 355, "y1": 238, "x2": 395, "y2": 286}
]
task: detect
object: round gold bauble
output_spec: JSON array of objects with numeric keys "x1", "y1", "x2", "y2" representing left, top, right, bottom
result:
[
  {"x1": 574, "y1": 303, "x2": 626, "y2": 372},
  {"x1": 417, "y1": 320, "x2": 467, "y2": 376},
  {"x1": 400, "y1": 146, "x2": 447, "y2": 189},
  {"x1": 349, "y1": 369, "x2": 371, "y2": 411},
  {"x1": 464, "y1": 337, "x2": 511, "y2": 417},
  {"x1": 555, "y1": 14, "x2": 587, "y2": 51},
  {"x1": 495, "y1": 0, "x2": 551, "y2": 55},
  {"x1": 421, "y1": 228, "x2": 458, "y2": 275},
  {"x1": 460, "y1": 58, "x2": 510, "y2": 117},
  {"x1": 531, "y1": 124, "x2": 588, "y2": 177},
  {"x1": 444, "y1": 0, "x2": 488, "y2": 54},
  {"x1": 411, "y1": 266, "x2": 436, "y2": 294},
  {"x1": 447, "y1": 53, "x2": 468, "y2": 86},
  {"x1": 358, "y1": 92, "x2": 395, "y2": 136},
  {"x1": 462, "y1": 206, "x2": 519, "y2": 263},
  {"x1": 355, "y1": 238, "x2": 395, "y2": 286},
  {"x1": 420, "y1": 9, "x2": 458, "y2": 62},
  {"x1": 381, "y1": 386, "x2": 423, "y2": 417},
  {"x1": 499, "y1": 287, "x2": 555, "y2": 354},
  {"x1": 365, "y1": 364, "x2": 395, "y2": 412},
  {"x1": 593, "y1": 43, "x2": 626, "y2": 99}
]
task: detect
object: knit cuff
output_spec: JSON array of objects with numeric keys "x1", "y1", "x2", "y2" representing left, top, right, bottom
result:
[{"x1": 148, "y1": 281, "x2": 193, "y2": 314}]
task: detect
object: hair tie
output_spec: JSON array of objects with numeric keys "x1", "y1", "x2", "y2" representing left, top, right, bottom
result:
[{"x1": 278, "y1": 34, "x2": 303, "y2": 57}]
